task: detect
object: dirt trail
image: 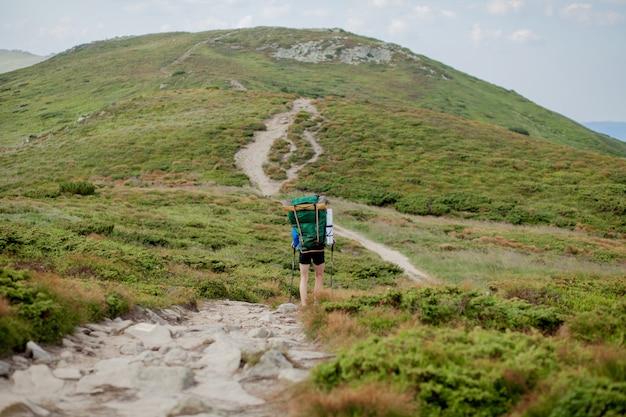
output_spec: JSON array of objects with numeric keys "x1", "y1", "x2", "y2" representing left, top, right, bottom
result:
[
  {"x1": 333, "y1": 225, "x2": 433, "y2": 283},
  {"x1": 235, "y1": 98, "x2": 320, "y2": 196},
  {"x1": 237, "y1": 98, "x2": 433, "y2": 284}
]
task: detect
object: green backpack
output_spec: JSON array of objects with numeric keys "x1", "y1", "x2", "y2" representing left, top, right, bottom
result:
[{"x1": 283, "y1": 195, "x2": 328, "y2": 252}]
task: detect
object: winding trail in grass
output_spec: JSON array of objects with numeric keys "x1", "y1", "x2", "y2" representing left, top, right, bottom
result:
[
  {"x1": 235, "y1": 98, "x2": 320, "y2": 196},
  {"x1": 238, "y1": 98, "x2": 433, "y2": 284},
  {"x1": 333, "y1": 225, "x2": 434, "y2": 283}
]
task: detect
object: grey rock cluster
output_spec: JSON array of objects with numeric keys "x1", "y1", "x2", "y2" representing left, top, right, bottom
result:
[
  {"x1": 271, "y1": 37, "x2": 411, "y2": 65},
  {"x1": 0, "y1": 300, "x2": 333, "y2": 417}
]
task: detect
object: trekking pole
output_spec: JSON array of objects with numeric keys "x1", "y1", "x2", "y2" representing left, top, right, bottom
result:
[
  {"x1": 330, "y1": 243, "x2": 334, "y2": 289},
  {"x1": 290, "y1": 246, "x2": 296, "y2": 303}
]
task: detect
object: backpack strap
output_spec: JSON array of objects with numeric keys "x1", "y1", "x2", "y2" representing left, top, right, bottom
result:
[{"x1": 292, "y1": 205, "x2": 305, "y2": 249}]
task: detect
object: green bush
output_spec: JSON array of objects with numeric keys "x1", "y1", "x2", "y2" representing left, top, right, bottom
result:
[
  {"x1": 58, "y1": 181, "x2": 96, "y2": 196},
  {"x1": 68, "y1": 221, "x2": 115, "y2": 236},
  {"x1": 332, "y1": 257, "x2": 402, "y2": 290},
  {"x1": 566, "y1": 300, "x2": 626, "y2": 345},
  {"x1": 0, "y1": 267, "x2": 79, "y2": 351},
  {"x1": 105, "y1": 292, "x2": 130, "y2": 317},
  {"x1": 197, "y1": 278, "x2": 230, "y2": 299},
  {"x1": 361, "y1": 189, "x2": 402, "y2": 206},
  {"x1": 509, "y1": 126, "x2": 530, "y2": 136},
  {"x1": 313, "y1": 327, "x2": 557, "y2": 417},
  {"x1": 395, "y1": 195, "x2": 451, "y2": 216},
  {"x1": 528, "y1": 377, "x2": 626, "y2": 417},
  {"x1": 0, "y1": 316, "x2": 31, "y2": 355},
  {"x1": 439, "y1": 192, "x2": 491, "y2": 212},
  {"x1": 324, "y1": 286, "x2": 564, "y2": 334}
]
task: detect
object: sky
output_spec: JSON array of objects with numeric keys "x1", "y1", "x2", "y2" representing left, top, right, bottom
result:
[{"x1": 1, "y1": 0, "x2": 625, "y2": 124}]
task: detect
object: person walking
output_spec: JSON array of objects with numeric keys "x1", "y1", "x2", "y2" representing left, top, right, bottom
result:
[{"x1": 292, "y1": 227, "x2": 325, "y2": 307}]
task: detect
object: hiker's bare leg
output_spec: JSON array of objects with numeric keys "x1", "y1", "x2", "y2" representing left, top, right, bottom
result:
[
  {"x1": 299, "y1": 263, "x2": 310, "y2": 306},
  {"x1": 313, "y1": 263, "x2": 325, "y2": 303}
]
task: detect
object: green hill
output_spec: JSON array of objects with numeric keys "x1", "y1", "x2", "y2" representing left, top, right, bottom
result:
[
  {"x1": 1, "y1": 28, "x2": 625, "y2": 232},
  {"x1": 0, "y1": 49, "x2": 49, "y2": 74},
  {"x1": 1, "y1": 27, "x2": 625, "y2": 417}
]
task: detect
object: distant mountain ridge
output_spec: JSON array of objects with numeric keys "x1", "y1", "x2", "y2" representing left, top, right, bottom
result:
[
  {"x1": 0, "y1": 49, "x2": 50, "y2": 73},
  {"x1": 583, "y1": 121, "x2": 626, "y2": 142}
]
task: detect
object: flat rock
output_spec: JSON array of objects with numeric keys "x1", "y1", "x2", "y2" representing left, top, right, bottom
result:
[
  {"x1": 125, "y1": 322, "x2": 172, "y2": 349},
  {"x1": 25, "y1": 341, "x2": 52, "y2": 363},
  {"x1": 189, "y1": 377, "x2": 265, "y2": 410},
  {"x1": 52, "y1": 367, "x2": 82, "y2": 380},
  {"x1": 76, "y1": 362, "x2": 194, "y2": 394},
  {"x1": 197, "y1": 336, "x2": 242, "y2": 375},
  {"x1": 10, "y1": 364, "x2": 64, "y2": 394},
  {"x1": 245, "y1": 349, "x2": 292, "y2": 379}
]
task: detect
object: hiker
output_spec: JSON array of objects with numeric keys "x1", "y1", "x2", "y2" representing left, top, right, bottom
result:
[
  {"x1": 292, "y1": 226, "x2": 325, "y2": 306},
  {"x1": 283, "y1": 195, "x2": 331, "y2": 307}
]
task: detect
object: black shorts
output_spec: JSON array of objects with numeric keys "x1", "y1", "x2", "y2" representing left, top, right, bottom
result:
[{"x1": 299, "y1": 249, "x2": 325, "y2": 265}]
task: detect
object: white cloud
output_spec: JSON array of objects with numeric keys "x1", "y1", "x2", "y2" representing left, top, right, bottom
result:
[
  {"x1": 1, "y1": 19, "x2": 28, "y2": 31},
  {"x1": 39, "y1": 24, "x2": 88, "y2": 42},
  {"x1": 345, "y1": 17, "x2": 364, "y2": 32},
  {"x1": 470, "y1": 23, "x2": 502, "y2": 46},
  {"x1": 302, "y1": 8, "x2": 329, "y2": 18},
  {"x1": 261, "y1": 2, "x2": 292, "y2": 19},
  {"x1": 440, "y1": 10, "x2": 458, "y2": 19},
  {"x1": 388, "y1": 18, "x2": 408, "y2": 35},
  {"x1": 487, "y1": 0, "x2": 524, "y2": 15},
  {"x1": 507, "y1": 28, "x2": 541, "y2": 43},
  {"x1": 236, "y1": 15, "x2": 253, "y2": 28},
  {"x1": 345, "y1": 17, "x2": 365, "y2": 33},
  {"x1": 369, "y1": 0, "x2": 405, "y2": 7},
  {"x1": 413, "y1": 6, "x2": 431, "y2": 18},
  {"x1": 123, "y1": 3, "x2": 147, "y2": 13},
  {"x1": 193, "y1": 16, "x2": 230, "y2": 31},
  {"x1": 561, "y1": 3, "x2": 624, "y2": 25}
]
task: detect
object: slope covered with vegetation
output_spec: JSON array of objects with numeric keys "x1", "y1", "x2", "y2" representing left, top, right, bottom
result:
[{"x1": 1, "y1": 27, "x2": 625, "y2": 416}]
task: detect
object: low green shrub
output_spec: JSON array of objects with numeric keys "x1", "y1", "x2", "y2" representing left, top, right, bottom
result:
[
  {"x1": 395, "y1": 195, "x2": 451, "y2": 216},
  {"x1": 0, "y1": 315, "x2": 31, "y2": 356},
  {"x1": 566, "y1": 300, "x2": 626, "y2": 346},
  {"x1": 313, "y1": 327, "x2": 557, "y2": 417},
  {"x1": 58, "y1": 181, "x2": 96, "y2": 196},
  {"x1": 0, "y1": 267, "x2": 79, "y2": 352},
  {"x1": 527, "y1": 377, "x2": 626, "y2": 417},
  {"x1": 68, "y1": 221, "x2": 115, "y2": 236},
  {"x1": 105, "y1": 292, "x2": 131, "y2": 317},
  {"x1": 394, "y1": 191, "x2": 491, "y2": 216},
  {"x1": 509, "y1": 126, "x2": 530, "y2": 135},
  {"x1": 331, "y1": 257, "x2": 403, "y2": 290},
  {"x1": 197, "y1": 278, "x2": 230, "y2": 299},
  {"x1": 324, "y1": 286, "x2": 564, "y2": 334}
]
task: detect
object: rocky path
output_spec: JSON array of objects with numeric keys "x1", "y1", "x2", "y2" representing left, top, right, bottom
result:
[{"x1": 0, "y1": 301, "x2": 331, "y2": 417}]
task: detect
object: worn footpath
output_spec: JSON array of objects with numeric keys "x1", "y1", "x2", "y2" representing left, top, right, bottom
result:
[{"x1": 0, "y1": 301, "x2": 333, "y2": 417}]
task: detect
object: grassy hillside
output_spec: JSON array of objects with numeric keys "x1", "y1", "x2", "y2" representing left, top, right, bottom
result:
[
  {"x1": 1, "y1": 27, "x2": 625, "y2": 416},
  {"x1": 1, "y1": 28, "x2": 625, "y2": 155}
]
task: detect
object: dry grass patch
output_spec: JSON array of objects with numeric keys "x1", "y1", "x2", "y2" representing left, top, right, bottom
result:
[
  {"x1": 288, "y1": 382, "x2": 417, "y2": 417},
  {"x1": 0, "y1": 294, "x2": 13, "y2": 317}
]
